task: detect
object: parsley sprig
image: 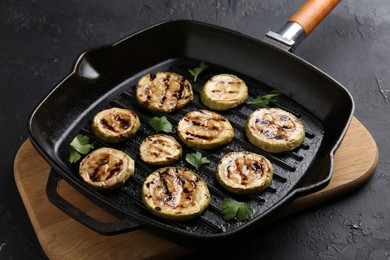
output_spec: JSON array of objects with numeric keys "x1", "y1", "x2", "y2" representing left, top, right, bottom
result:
[
  {"x1": 185, "y1": 152, "x2": 210, "y2": 170},
  {"x1": 69, "y1": 134, "x2": 94, "y2": 163},
  {"x1": 222, "y1": 198, "x2": 253, "y2": 222},
  {"x1": 148, "y1": 116, "x2": 173, "y2": 133},
  {"x1": 188, "y1": 61, "x2": 208, "y2": 82},
  {"x1": 247, "y1": 90, "x2": 281, "y2": 108}
]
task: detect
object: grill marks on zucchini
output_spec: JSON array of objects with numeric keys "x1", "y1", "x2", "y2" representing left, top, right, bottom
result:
[
  {"x1": 178, "y1": 110, "x2": 234, "y2": 149},
  {"x1": 139, "y1": 134, "x2": 182, "y2": 165},
  {"x1": 142, "y1": 167, "x2": 210, "y2": 220},
  {"x1": 79, "y1": 148, "x2": 135, "y2": 190},
  {"x1": 90, "y1": 153, "x2": 122, "y2": 182},
  {"x1": 216, "y1": 152, "x2": 274, "y2": 194},
  {"x1": 136, "y1": 72, "x2": 193, "y2": 113},
  {"x1": 246, "y1": 108, "x2": 305, "y2": 153},
  {"x1": 200, "y1": 74, "x2": 248, "y2": 111},
  {"x1": 91, "y1": 107, "x2": 140, "y2": 143}
]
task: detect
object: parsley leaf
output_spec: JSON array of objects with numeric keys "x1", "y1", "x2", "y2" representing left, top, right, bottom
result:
[
  {"x1": 222, "y1": 198, "x2": 253, "y2": 222},
  {"x1": 69, "y1": 134, "x2": 94, "y2": 163},
  {"x1": 188, "y1": 61, "x2": 208, "y2": 82},
  {"x1": 69, "y1": 147, "x2": 81, "y2": 163},
  {"x1": 185, "y1": 152, "x2": 210, "y2": 170},
  {"x1": 148, "y1": 116, "x2": 173, "y2": 133},
  {"x1": 247, "y1": 90, "x2": 281, "y2": 108}
]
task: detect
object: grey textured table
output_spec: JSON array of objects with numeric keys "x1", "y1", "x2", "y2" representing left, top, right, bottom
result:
[{"x1": 1, "y1": 0, "x2": 389, "y2": 259}]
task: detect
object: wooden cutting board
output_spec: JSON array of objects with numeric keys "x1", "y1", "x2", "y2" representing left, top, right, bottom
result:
[{"x1": 14, "y1": 117, "x2": 378, "y2": 260}]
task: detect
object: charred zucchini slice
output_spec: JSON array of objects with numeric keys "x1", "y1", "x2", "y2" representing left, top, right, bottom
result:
[
  {"x1": 216, "y1": 151, "x2": 273, "y2": 194},
  {"x1": 246, "y1": 108, "x2": 305, "y2": 153},
  {"x1": 136, "y1": 72, "x2": 193, "y2": 113},
  {"x1": 200, "y1": 74, "x2": 248, "y2": 111},
  {"x1": 139, "y1": 134, "x2": 182, "y2": 165},
  {"x1": 142, "y1": 166, "x2": 210, "y2": 221},
  {"x1": 177, "y1": 110, "x2": 234, "y2": 149},
  {"x1": 91, "y1": 107, "x2": 140, "y2": 143},
  {"x1": 79, "y1": 147, "x2": 134, "y2": 190}
]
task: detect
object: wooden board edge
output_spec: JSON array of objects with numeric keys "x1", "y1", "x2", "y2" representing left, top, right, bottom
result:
[
  {"x1": 280, "y1": 117, "x2": 379, "y2": 215},
  {"x1": 13, "y1": 141, "x2": 55, "y2": 259}
]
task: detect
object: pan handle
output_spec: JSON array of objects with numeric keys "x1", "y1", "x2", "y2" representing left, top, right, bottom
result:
[
  {"x1": 266, "y1": 0, "x2": 341, "y2": 51},
  {"x1": 46, "y1": 169, "x2": 142, "y2": 235}
]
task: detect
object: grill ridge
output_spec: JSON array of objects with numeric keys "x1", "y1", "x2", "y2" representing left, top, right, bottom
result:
[{"x1": 63, "y1": 58, "x2": 325, "y2": 236}]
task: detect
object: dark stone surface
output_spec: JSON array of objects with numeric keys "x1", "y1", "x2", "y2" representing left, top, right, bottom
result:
[{"x1": 1, "y1": 0, "x2": 389, "y2": 259}]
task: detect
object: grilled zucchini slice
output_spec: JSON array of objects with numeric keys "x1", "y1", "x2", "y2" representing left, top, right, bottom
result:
[
  {"x1": 139, "y1": 134, "x2": 182, "y2": 165},
  {"x1": 142, "y1": 166, "x2": 210, "y2": 221},
  {"x1": 136, "y1": 72, "x2": 193, "y2": 113},
  {"x1": 177, "y1": 110, "x2": 234, "y2": 149},
  {"x1": 91, "y1": 107, "x2": 140, "y2": 143},
  {"x1": 79, "y1": 147, "x2": 134, "y2": 190},
  {"x1": 246, "y1": 108, "x2": 305, "y2": 153},
  {"x1": 200, "y1": 74, "x2": 248, "y2": 111},
  {"x1": 216, "y1": 151, "x2": 273, "y2": 194}
]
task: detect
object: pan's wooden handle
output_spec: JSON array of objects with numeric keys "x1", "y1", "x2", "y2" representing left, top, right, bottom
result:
[{"x1": 289, "y1": 0, "x2": 341, "y2": 35}]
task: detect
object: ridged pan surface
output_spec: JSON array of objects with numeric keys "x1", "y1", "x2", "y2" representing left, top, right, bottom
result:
[{"x1": 28, "y1": 21, "x2": 353, "y2": 244}]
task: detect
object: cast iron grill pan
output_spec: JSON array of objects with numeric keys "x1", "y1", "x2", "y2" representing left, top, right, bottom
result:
[{"x1": 28, "y1": 21, "x2": 353, "y2": 246}]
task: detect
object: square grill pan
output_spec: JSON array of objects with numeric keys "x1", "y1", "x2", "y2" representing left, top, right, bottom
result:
[{"x1": 28, "y1": 20, "x2": 354, "y2": 246}]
